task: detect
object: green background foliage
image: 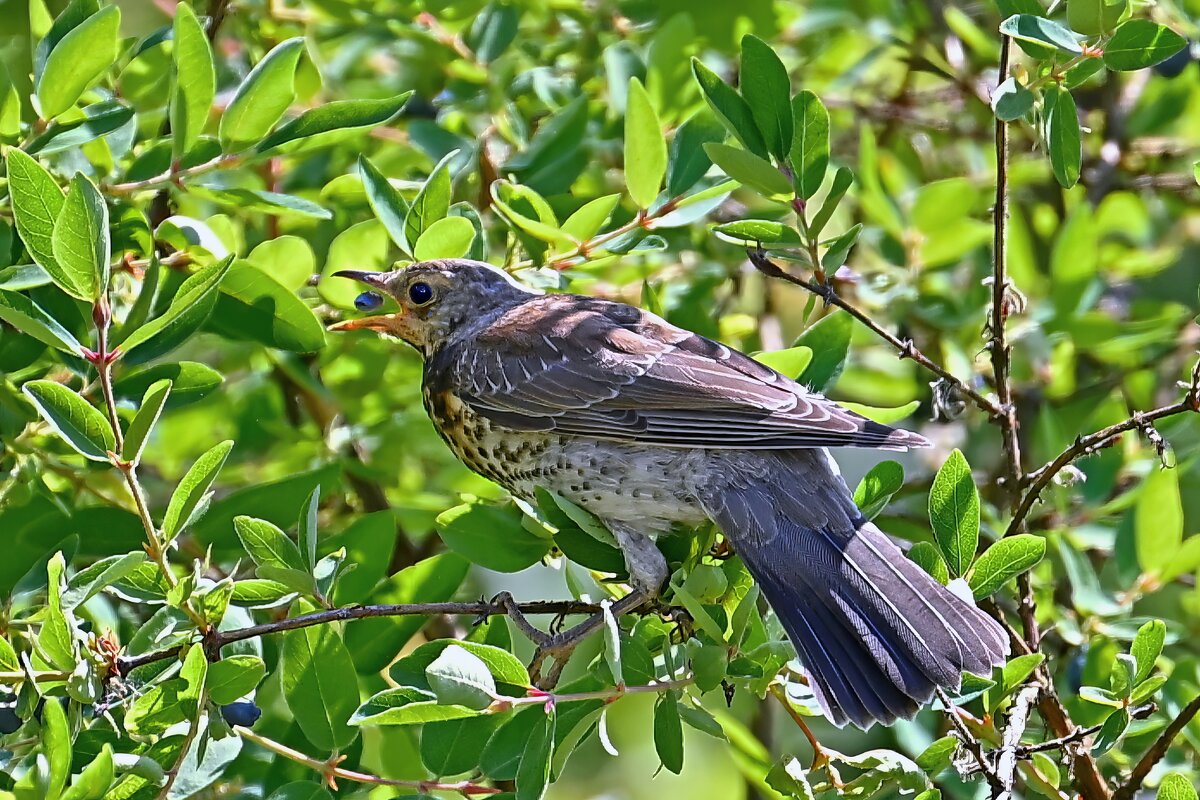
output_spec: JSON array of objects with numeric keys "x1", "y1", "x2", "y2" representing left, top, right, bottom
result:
[{"x1": 0, "y1": 0, "x2": 1198, "y2": 798}]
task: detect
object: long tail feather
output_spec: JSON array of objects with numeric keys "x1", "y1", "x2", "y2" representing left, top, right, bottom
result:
[{"x1": 701, "y1": 450, "x2": 1009, "y2": 729}]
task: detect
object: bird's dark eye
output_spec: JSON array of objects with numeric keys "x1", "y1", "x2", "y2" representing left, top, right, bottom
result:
[
  {"x1": 354, "y1": 291, "x2": 383, "y2": 312},
  {"x1": 408, "y1": 281, "x2": 434, "y2": 305}
]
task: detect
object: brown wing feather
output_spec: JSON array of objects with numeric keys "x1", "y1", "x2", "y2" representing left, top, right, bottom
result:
[{"x1": 440, "y1": 295, "x2": 929, "y2": 451}]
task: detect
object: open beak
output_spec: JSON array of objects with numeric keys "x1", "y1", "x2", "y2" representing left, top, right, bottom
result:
[{"x1": 328, "y1": 270, "x2": 405, "y2": 334}]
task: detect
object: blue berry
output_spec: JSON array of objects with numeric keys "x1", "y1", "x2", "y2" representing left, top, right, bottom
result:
[
  {"x1": 0, "y1": 707, "x2": 21, "y2": 734},
  {"x1": 219, "y1": 701, "x2": 262, "y2": 727},
  {"x1": 354, "y1": 291, "x2": 384, "y2": 312}
]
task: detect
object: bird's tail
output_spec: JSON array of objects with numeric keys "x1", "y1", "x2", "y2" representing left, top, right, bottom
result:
[{"x1": 701, "y1": 450, "x2": 1009, "y2": 729}]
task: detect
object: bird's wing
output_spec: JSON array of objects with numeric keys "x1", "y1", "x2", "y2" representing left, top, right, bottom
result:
[{"x1": 443, "y1": 296, "x2": 928, "y2": 451}]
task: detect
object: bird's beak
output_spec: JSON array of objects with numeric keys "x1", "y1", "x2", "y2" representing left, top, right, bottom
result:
[{"x1": 327, "y1": 270, "x2": 405, "y2": 335}]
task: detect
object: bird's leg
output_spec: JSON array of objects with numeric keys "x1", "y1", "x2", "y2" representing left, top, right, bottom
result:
[{"x1": 610, "y1": 524, "x2": 669, "y2": 598}]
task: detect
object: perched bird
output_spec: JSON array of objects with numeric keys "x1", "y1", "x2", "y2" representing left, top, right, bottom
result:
[{"x1": 331, "y1": 258, "x2": 1008, "y2": 728}]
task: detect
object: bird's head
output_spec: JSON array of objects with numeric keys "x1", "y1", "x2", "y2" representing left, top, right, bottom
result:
[{"x1": 329, "y1": 259, "x2": 537, "y2": 353}]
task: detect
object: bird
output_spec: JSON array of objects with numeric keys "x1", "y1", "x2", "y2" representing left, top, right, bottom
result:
[{"x1": 330, "y1": 258, "x2": 1008, "y2": 729}]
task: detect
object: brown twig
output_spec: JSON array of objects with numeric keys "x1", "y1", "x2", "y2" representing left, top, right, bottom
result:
[
  {"x1": 116, "y1": 598, "x2": 611, "y2": 674},
  {"x1": 936, "y1": 688, "x2": 1004, "y2": 794},
  {"x1": 1112, "y1": 694, "x2": 1200, "y2": 800},
  {"x1": 746, "y1": 249, "x2": 1001, "y2": 418}
]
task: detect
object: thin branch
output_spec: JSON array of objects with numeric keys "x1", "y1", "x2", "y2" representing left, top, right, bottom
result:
[
  {"x1": 936, "y1": 688, "x2": 1004, "y2": 794},
  {"x1": 995, "y1": 685, "x2": 1040, "y2": 800},
  {"x1": 104, "y1": 154, "x2": 243, "y2": 196},
  {"x1": 1006, "y1": 360, "x2": 1200, "y2": 538},
  {"x1": 235, "y1": 726, "x2": 502, "y2": 796},
  {"x1": 1112, "y1": 694, "x2": 1200, "y2": 800},
  {"x1": 116, "y1": 598, "x2": 611, "y2": 674},
  {"x1": 746, "y1": 249, "x2": 1001, "y2": 418}
]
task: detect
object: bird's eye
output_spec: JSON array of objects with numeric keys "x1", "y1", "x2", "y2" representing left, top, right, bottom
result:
[
  {"x1": 354, "y1": 291, "x2": 384, "y2": 312},
  {"x1": 408, "y1": 281, "x2": 434, "y2": 305}
]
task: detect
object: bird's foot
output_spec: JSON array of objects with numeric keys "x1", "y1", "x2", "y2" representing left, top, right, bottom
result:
[{"x1": 529, "y1": 589, "x2": 652, "y2": 690}]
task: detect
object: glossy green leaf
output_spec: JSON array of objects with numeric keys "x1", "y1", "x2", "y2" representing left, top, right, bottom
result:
[
  {"x1": 712, "y1": 219, "x2": 802, "y2": 246},
  {"x1": 740, "y1": 35, "x2": 792, "y2": 161},
  {"x1": 998, "y1": 14, "x2": 1083, "y2": 55},
  {"x1": 752, "y1": 345, "x2": 813, "y2": 378},
  {"x1": 503, "y1": 96, "x2": 588, "y2": 196},
  {"x1": 436, "y1": 500, "x2": 551, "y2": 572},
  {"x1": 426, "y1": 644, "x2": 497, "y2": 710},
  {"x1": 114, "y1": 361, "x2": 223, "y2": 408},
  {"x1": 789, "y1": 91, "x2": 829, "y2": 199},
  {"x1": 121, "y1": 379, "x2": 172, "y2": 465},
  {"x1": 36, "y1": 5, "x2": 120, "y2": 119},
  {"x1": 120, "y1": 255, "x2": 234, "y2": 363},
  {"x1": 0, "y1": 289, "x2": 82, "y2": 353},
  {"x1": 187, "y1": 186, "x2": 332, "y2": 219},
  {"x1": 516, "y1": 708, "x2": 556, "y2": 800},
  {"x1": 821, "y1": 223, "x2": 863, "y2": 271},
  {"x1": 162, "y1": 440, "x2": 235, "y2": 542},
  {"x1": 210, "y1": 261, "x2": 326, "y2": 353},
  {"x1": 234, "y1": 515, "x2": 307, "y2": 573},
  {"x1": 928, "y1": 449, "x2": 979, "y2": 577},
  {"x1": 22, "y1": 380, "x2": 114, "y2": 462},
  {"x1": 794, "y1": 311, "x2": 852, "y2": 392},
  {"x1": 1092, "y1": 708, "x2": 1129, "y2": 755},
  {"x1": 257, "y1": 93, "x2": 412, "y2": 155},
  {"x1": 1131, "y1": 619, "x2": 1165, "y2": 684},
  {"x1": 991, "y1": 77, "x2": 1035, "y2": 121},
  {"x1": 414, "y1": 216, "x2": 475, "y2": 260},
  {"x1": 62, "y1": 552, "x2": 145, "y2": 610},
  {"x1": 40, "y1": 553, "x2": 77, "y2": 671},
  {"x1": 52, "y1": 173, "x2": 108, "y2": 301},
  {"x1": 220, "y1": 37, "x2": 305, "y2": 149},
  {"x1": 247, "y1": 235, "x2": 316, "y2": 291},
  {"x1": 1135, "y1": 467, "x2": 1182, "y2": 576},
  {"x1": 358, "y1": 155, "x2": 411, "y2": 255},
  {"x1": 908, "y1": 542, "x2": 950, "y2": 584},
  {"x1": 125, "y1": 678, "x2": 189, "y2": 737},
  {"x1": 653, "y1": 692, "x2": 684, "y2": 774},
  {"x1": 968, "y1": 534, "x2": 1046, "y2": 598},
  {"x1": 351, "y1": 687, "x2": 482, "y2": 726},
  {"x1": 207, "y1": 655, "x2": 267, "y2": 704},
  {"x1": 1044, "y1": 86, "x2": 1081, "y2": 189},
  {"x1": 810, "y1": 166, "x2": 854, "y2": 237},
  {"x1": 421, "y1": 716, "x2": 500, "y2": 776},
  {"x1": 282, "y1": 614, "x2": 360, "y2": 750},
  {"x1": 1157, "y1": 773, "x2": 1199, "y2": 800},
  {"x1": 389, "y1": 639, "x2": 531, "y2": 693},
  {"x1": 466, "y1": 2, "x2": 521, "y2": 62},
  {"x1": 405, "y1": 150, "x2": 456, "y2": 249},
  {"x1": 170, "y1": 2, "x2": 216, "y2": 160},
  {"x1": 561, "y1": 194, "x2": 621, "y2": 242},
  {"x1": 26, "y1": 99, "x2": 134, "y2": 155},
  {"x1": 853, "y1": 460, "x2": 905, "y2": 520},
  {"x1": 624, "y1": 78, "x2": 667, "y2": 209},
  {"x1": 1104, "y1": 20, "x2": 1186, "y2": 71},
  {"x1": 666, "y1": 110, "x2": 726, "y2": 196},
  {"x1": 59, "y1": 744, "x2": 114, "y2": 800},
  {"x1": 691, "y1": 58, "x2": 767, "y2": 158},
  {"x1": 6, "y1": 149, "x2": 75, "y2": 296},
  {"x1": 42, "y1": 687, "x2": 71, "y2": 798},
  {"x1": 1067, "y1": 0, "x2": 1128, "y2": 36},
  {"x1": 702, "y1": 142, "x2": 792, "y2": 199}
]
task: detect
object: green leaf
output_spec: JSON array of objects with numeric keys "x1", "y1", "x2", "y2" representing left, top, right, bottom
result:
[
  {"x1": 908, "y1": 542, "x2": 950, "y2": 584},
  {"x1": 234, "y1": 516, "x2": 307, "y2": 572},
  {"x1": 853, "y1": 461, "x2": 905, "y2": 521},
  {"x1": 170, "y1": 2, "x2": 216, "y2": 160},
  {"x1": 1044, "y1": 86, "x2": 1081, "y2": 189},
  {"x1": 414, "y1": 216, "x2": 476, "y2": 260},
  {"x1": 114, "y1": 361, "x2": 223, "y2": 408},
  {"x1": 992, "y1": 653, "x2": 1045, "y2": 712},
  {"x1": 210, "y1": 261, "x2": 326, "y2": 352},
  {"x1": 219, "y1": 37, "x2": 305, "y2": 149},
  {"x1": 653, "y1": 692, "x2": 685, "y2": 774},
  {"x1": 358, "y1": 155, "x2": 411, "y2": 255},
  {"x1": 256, "y1": 93, "x2": 412, "y2": 155},
  {"x1": 1157, "y1": 773, "x2": 1199, "y2": 800},
  {"x1": 344, "y1": 554, "x2": 470, "y2": 673},
  {"x1": 27, "y1": 99, "x2": 134, "y2": 156},
  {"x1": 436, "y1": 500, "x2": 551, "y2": 572},
  {"x1": 59, "y1": 744, "x2": 114, "y2": 800},
  {"x1": 405, "y1": 150, "x2": 456, "y2": 249},
  {"x1": 36, "y1": 5, "x2": 120, "y2": 119},
  {"x1": 6, "y1": 149, "x2": 74, "y2": 296},
  {"x1": 162, "y1": 440, "x2": 234, "y2": 542},
  {"x1": 739, "y1": 35, "x2": 792, "y2": 162},
  {"x1": 624, "y1": 77, "x2": 668, "y2": 209},
  {"x1": 466, "y1": 1, "x2": 520, "y2": 62},
  {"x1": 1067, "y1": 0, "x2": 1128, "y2": 36},
  {"x1": 42, "y1": 687, "x2": 71, "y2": 798},
  {"x1": 1092, "y1": 708, "x2": 1129, "y2": 755},
  {"x1": 62, "y1": 552, "x2": 145, "y2": 610},
  {"x1": 916, "y1": 736, "x2": 958, "y2": 777},
  {"x1": 207, "y1": 655, "x2": 267, "y2": 704},
  {"x1": 282, "y1": 615, "x2": 360, "y2": 750},
  {"x1": 968, "y1": 534, "x2": 1046, "y2": 599},
  {"x1": 188, "y1": 186, "x2": 332, "y2": 219},
  {"x1": 515, "y1": 708, "x2": 556, "y2": 800},
  {"x1": 52, "y1": 173, "x2": 108, "y2": 301},
  {"x1": 752, "y1": 345, "x2": 813, "y2": 378},
  {"x1": 998, "y1": 14, "x2": 1083, "y2": 55},
  {"x1": 120, "y1": 379, "x2": 171, "y2": 465},
  {"x1": 929, "y1": 450, "x2": 979, "y2": 577},
  {"x1": 502, "y1": 96, "x2": 588, "y2": 196},
  {"x1": 991, "y1": 77, "x2": 1035, "y2": 121},
  {"x1": 794, "y1": 311, "x2": 852, "y2": 392},
  {"x1": 298, "y1": 487, "x2": 319, "y2": 570},
  {"x1": 821, "y1": 223, "x2": 863, "y2": 272},
  {"x1": 0, "y1": 289, "x2": 82, "y2": 353},
  {"x1": 425, "y1": 644, "x2": 498, "y2": 710},
  {"x1": 839, "y1": 400, "x2": 920, "y2": 425},
  {"x1": 1131, "y1": 619, "x2": 1165, "y2": 684},
  {"x1": 690, "y1": 58, "x2": 767, "y2": 158},
  {"x1": 350, "y1": 687, "x2": 481, "y2": 726},
  {"x1": 666, "y1": 111, "x2": 726, "y2": 197},
  {"x1": 712, "y1": 219, "x2": 802, "y2": 247},
  {"x1": 22, "y1": 380, "x2": 115, "y2": 462},
  {"x1": 1104, "y1": 20, "x2": 1186, "y2": 71},
  {"x1": 810, "y1": 166, "x2": 854, "y2": 237},
  {"x1": 1130, "y1": 674, "x2": 1167, "y2": 705},
  {"x1": 1135, "y1": 467, "x2": 1182, "y2": 577},
  {"x1": 0, "y1": 638, "x2": 18, "y2": 672},
  {"x1": 703, "y1": 142, "x2": 792, "y2": 199},
  {"x1": 247, "y1": 235, "x2": 316, "y2": 292},
  {"x1": 789, "y1": 91, "x2": 828, "y2": 199},
  {"x1": 126, "y1": 679, "x2": 189, "y2": 737},
  {"x1": 266, "y1": 783, "x2": 333, "y2": 800},
  {"x1": 390, "y1": 639, "x2": 531, "y2": 693},
  {"x1": 561, "y1": 194, "x2": 621, "y2": 243},
  {"x1": 120, "y1": 255, "x2": 234, "y2": 363},
  {"x1": 421, "y1": 716, "x2": 500, "y2": 776}
]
